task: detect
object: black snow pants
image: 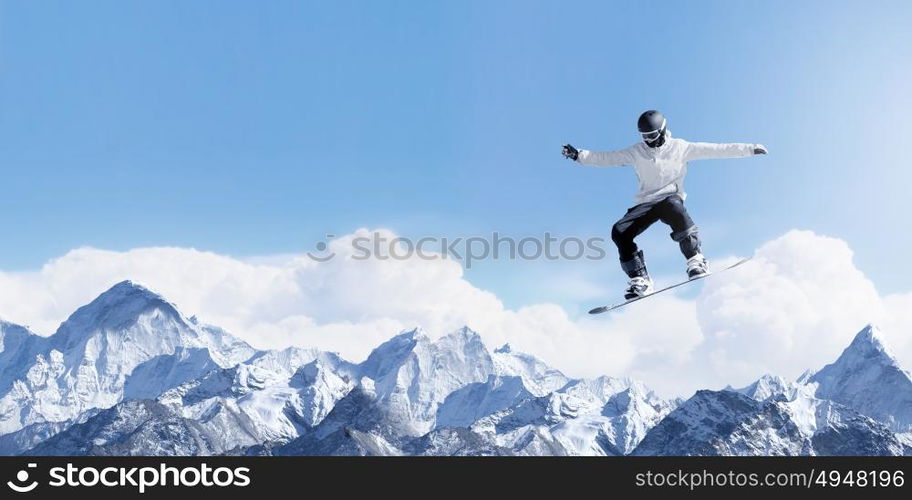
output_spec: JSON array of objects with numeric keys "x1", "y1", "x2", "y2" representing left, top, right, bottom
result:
[{"x1": 610, "y1": 194, "x2": 700, "y2": 278}]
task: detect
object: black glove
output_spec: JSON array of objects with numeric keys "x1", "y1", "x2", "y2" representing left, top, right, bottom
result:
[
  {"x1": 753, "y1": 144, "x2": 768, "y2": 155},
  {"x1": 562, "y1": 144, "x2": 579, "y2": 161}
]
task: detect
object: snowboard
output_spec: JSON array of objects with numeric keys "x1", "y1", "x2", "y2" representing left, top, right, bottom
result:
[{"x1": 588, "y1": 258, "x2": 751, "y2": 315}]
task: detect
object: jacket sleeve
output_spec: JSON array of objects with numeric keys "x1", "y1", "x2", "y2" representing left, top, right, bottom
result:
[
  {"x1": 576, "y1": 147, "x2": 635, "y2": 167},
  {"x1": 683, "y1": 141, "x2": 756, "y2": 161}
]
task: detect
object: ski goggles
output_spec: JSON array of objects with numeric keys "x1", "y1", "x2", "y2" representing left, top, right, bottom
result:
[{"x1": 640, "y1": 119, "x2": 666, "y2": 142}]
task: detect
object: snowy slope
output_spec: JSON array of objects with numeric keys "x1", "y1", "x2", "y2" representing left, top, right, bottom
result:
[
  {"x1": 357, "y1": 327, "x2": 495, "y2": 436},
  {"x1": 806, "y1": 325, "x2": 912, "y2": 433},
  {"x1": 24, "y1": 399, "x2": 253, "y2": 456},
  {"x1": 0, "y1": 320, "x2": 44, "y2": 395},
  {"x1": 491, "y1": 344, "x2": 569, "y2": 396},
  {"x1": 732, "y1": 374, "x2": 802, "y2": 402},
  {"x1": 463, "y1": 376, "x2": 677, "y2": 456},
  {"x1": 435, "y1": 375, "x2": 533, "y2": 429},
  {"x1": 274, "y1": 383, "x2": 405, "y2": 456},
  {"x1": 123, "y1": 347, "x2": 220, "y2": 400},
  {"x1": 632, "y1": 390, "x2": 808, "y2": 456},
  {"x1": 0, "y1": 281, "x2": 257, "y2": 436},
  {"x1": 632, "y1": 388, "x2": 903, "y2": 456},
  {"x1": 0, "y1": 410, "x2": 100, "y2": 455},
  {"x1": 158, "y1": 349, "x2": 358, "y2": 446}
]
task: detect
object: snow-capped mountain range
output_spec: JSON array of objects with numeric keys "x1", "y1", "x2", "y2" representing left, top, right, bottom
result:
[{"x1": 0, "y1": 280, "x2": 909, "y2": 456}]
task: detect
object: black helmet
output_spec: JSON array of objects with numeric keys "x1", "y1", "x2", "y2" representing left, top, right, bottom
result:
[{"x1": 637, "y1": 110, "x2": 667, "y2": 147}]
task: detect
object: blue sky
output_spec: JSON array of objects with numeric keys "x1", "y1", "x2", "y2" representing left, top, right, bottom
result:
[{"x1": 1, "y1": 0, "x2": 910, "y2": 312}]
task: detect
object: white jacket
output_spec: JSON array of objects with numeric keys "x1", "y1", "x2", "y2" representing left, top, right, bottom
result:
[{"x1": 577, "y1": 132, "x2": 759, "y2": 204}]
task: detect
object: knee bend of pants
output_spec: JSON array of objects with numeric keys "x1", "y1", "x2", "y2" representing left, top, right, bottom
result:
[
  {"x1": 678, "y1": 235, "x2": 701, "y2": 258},
  {"x1": 670, "y1": 225, "x2": 699, "y2": 242},
  {"x1": 611, "y1": 223, "x2": 630, "y2": 245},
  {"x1": 671, "y1": 227, "x2": 701, "y2": 258},
  {"x1": 661, "y1": 196, "x2": 695, "y2": 230},
  {"x1": 612, "y1": 224, "x2": 638, "y2": 259}
]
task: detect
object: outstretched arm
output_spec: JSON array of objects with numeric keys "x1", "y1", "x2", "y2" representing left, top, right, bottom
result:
[
  {"x1": 563, "y1": 144, "x2": 634, "y2": 167},
  {"x1": 684, "y1": 141, "x2": 767, "y2": 161}
]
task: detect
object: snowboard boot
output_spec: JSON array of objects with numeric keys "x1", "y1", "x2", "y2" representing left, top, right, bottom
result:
[
  {"x1": 621, "y1": 250, "x2": 654, "y2": 299},
  {"x1": 624, "y1": 276, "x2": 654, "y2": 299},
  {"x1": 686, "y1": 253, "x2": 709, "y2": 279}
]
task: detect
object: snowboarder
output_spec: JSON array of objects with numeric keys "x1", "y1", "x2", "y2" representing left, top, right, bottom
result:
[{"x1": 562, "y1": 110, "x2": 766, "y2": 299}]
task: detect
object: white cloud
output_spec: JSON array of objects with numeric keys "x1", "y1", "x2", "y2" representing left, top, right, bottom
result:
[
  {"x1": 693, "y1": 230, "x2": 888, "y2": 389},
  {"x1": 0, "y1": 228, "x2": 907, "y2": 399}
]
